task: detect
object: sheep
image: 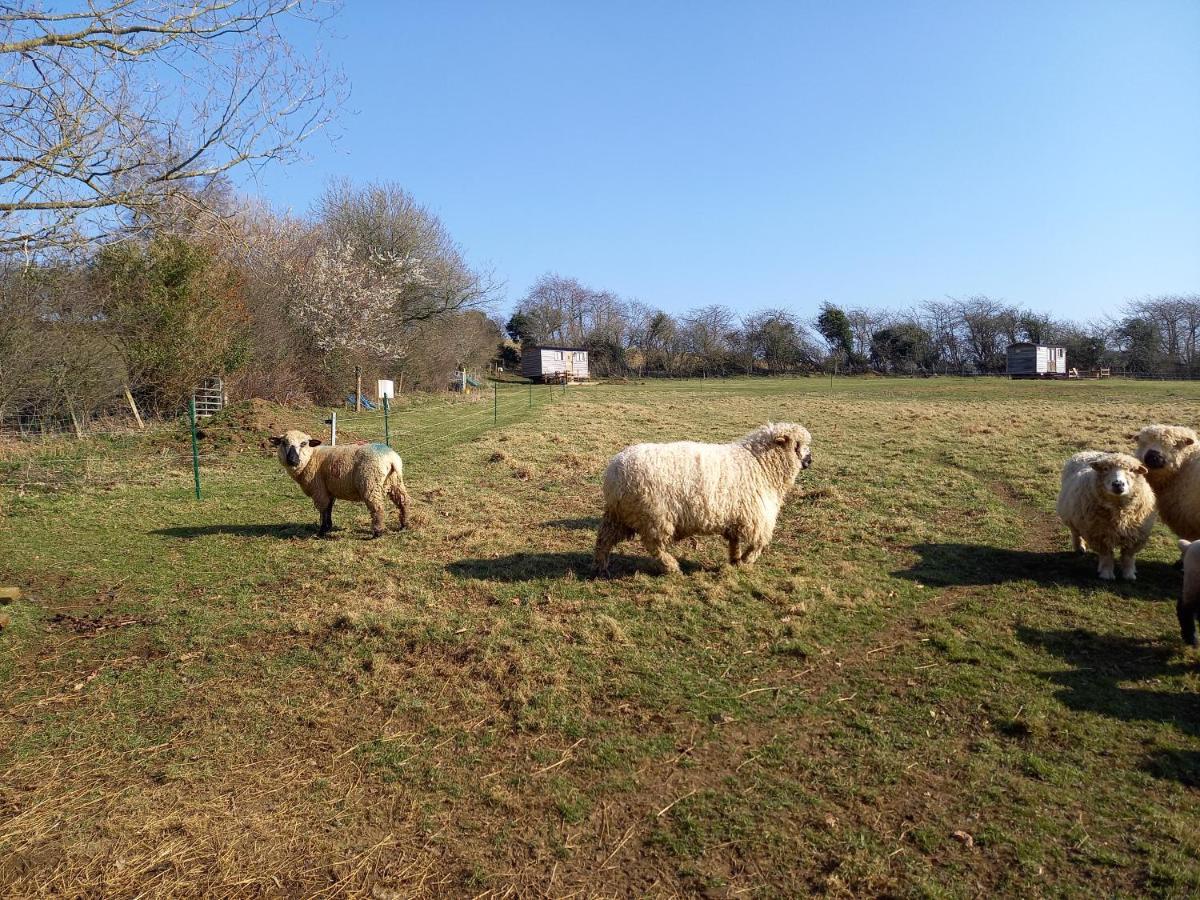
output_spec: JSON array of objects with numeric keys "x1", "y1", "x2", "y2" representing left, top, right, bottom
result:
[
  {"x1": 1133, "y1": 424, "x2": 1200, "y2": 541},
  {"x1": 1175, "y1": 540, "x2": 1200, "y2": 647},
  {"x1": 1056, "y1": 450, "x2": 1155, "y2": 581},
  {"x1": 593, "y1": 422, "x2": 813, "y2": 576},
  {"x1": 270, "y1": 430, "x2": 409, "y2": 538}
]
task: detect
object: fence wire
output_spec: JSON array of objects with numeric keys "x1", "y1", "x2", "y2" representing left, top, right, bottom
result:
[{"x1": 0, "y1": 384, "x2": 558, "y2": 494}]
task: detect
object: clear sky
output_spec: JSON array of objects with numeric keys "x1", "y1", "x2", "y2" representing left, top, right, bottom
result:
[{"x1": 247, "y1": 0, "x2": 1200, "y2": 322}]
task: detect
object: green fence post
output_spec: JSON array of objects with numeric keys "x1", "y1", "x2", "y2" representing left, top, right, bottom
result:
[
  {"x1": 188, "y1": 397, "x2": 201, "y2": 500},
  {"x1": 493, "y1": 381, "x2": 498, "y2": 425},
  {"x1": 383, "y1": 395, "x2": 390, "y2": 446}
]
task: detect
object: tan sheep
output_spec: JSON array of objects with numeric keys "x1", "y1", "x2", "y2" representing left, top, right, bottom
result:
[
  {"x1": 1175, "y1": 539, "x2": 1200, "y2": 647},
  {"x1": 1133, "y1": 424, "x2": 1200, "y2": 540},
  {"x1": 1056, "y1": 450, "x2": 1155, "y2": 581},
  {"x1": 270, "y1": 430, "x2": 409, "y2": 538},
  {"x1": 593, "y1": 422, "x2": 813, "y2": 576}
]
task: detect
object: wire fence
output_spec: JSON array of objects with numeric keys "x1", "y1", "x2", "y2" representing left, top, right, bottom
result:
[{"x1": 0, "y1": 381, "x2": 566, "y2": 495}]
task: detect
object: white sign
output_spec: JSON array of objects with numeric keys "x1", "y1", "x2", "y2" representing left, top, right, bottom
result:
[{"x1": 377, "y1": 379, "x2": 395, "y2": 399}]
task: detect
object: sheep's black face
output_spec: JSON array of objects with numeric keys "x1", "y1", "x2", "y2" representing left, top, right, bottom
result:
[
  {"x1": 801, "y1": 449, "x2": 812, "y2": 469},
  {"x1": 1142, "y1": 449, "x2": 1166, "y2": 470},
  {"x1": 286, "y1": 446, "x2": 301, "y2": 467}
]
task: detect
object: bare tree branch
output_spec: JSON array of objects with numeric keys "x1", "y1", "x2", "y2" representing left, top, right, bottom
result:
[{"x1": 0, "y1": 0, "x2": 344, "y2": 254}]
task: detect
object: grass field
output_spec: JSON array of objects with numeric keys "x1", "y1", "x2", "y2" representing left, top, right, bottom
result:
[{"x1": 2, "y1": 377, "x2": 1199, "y2": 897}]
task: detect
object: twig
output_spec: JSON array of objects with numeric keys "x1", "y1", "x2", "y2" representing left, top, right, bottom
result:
[
  {"x1": 657, "y1": 788, "x2": 698, "y2": 817},
  {"x1": 867, "y1": 642, "x2": 902, "y2": 656},
  {"x1": 600, "y1": 824, "x2": 638, "y2": 869},
  {"x1": 532, "y1": 737, "x2": 584, "y2": 776}
]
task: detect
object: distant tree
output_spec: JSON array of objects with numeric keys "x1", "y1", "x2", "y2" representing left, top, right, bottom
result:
[
  {"x1": 497, "y1": 342, "x2": 522, "y2": 370},
  {"x1": 816, "y1": 302, "x2": 854, "y2": 365},
  {"x1": 681, "y1": 305, "x2": 736, "y2": 376},
  {"x1": 870, "y1": 324, "x2": 935, "y2": 374},
  {"x1": 743, "y1": 309, "x2": 818, "y2": 373},
  {"x1": 1116, "y1": 316, "x2": 1162, "y2": 374},
  {"x1": 314, "y1": 180, "x2": 497, "y2": 330},
  {"x1": 93, "y1": 235, "x2": 250, "y2": 413},
  {"x1": 958, "y1": 295, "x2": 1009, "y2": 373},
  {"x1": 505, "y1": 313, "x2": 537, "y2": 344},
  {"x1": 1059, "y1": 326, "x2": 1107, "y2": 371}
]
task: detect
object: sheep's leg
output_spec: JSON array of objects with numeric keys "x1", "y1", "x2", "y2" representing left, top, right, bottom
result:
[
  {"x1": 726, "y1": 530, "x2": 741, "y2": 566},
  {"x1": 641, "y1": 530, "x2": 681, "y2": 575},
  {"x1": 739, "y1": 544, "x2": 764, "y2": 567},
  {"x1": 313, "y1": 492, "x2": 333, "y2": 537},
  {"x1": 387, "y1": 476, "x2": 409, "y2": 530},
  {"x1": 1069, "y1": 526, "x2": 1086, "y2": 554},
  {"x1": 1096, "y1": 549, "x2": 1116, "y2": 581},
  {"x1": 594, "y1": 514, "x2": 632, "y2": 576},
  {"x1": 1177, "y1": 595, "x2": 1199, "y2": 647},
  {"x1": 1119, "y1": 549, "x2": 1138, "y2": 581},
  {"x1": 367, "y1": 494, "x2": 388, "y2": 538}
]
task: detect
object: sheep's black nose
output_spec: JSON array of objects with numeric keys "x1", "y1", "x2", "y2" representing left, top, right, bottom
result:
[
  {"x1": 286, "y1": 447, "x2": 300, "y2": 466},
  {"x1": 1144, "y1": 449, "x2": 1166, "y2": 469},
  {"x1": 801, "y1": 454, "x2": 812, "y2": 470},
  {"x1": 1111, "y1": 481, "x2": 1126, "y2": 494}
]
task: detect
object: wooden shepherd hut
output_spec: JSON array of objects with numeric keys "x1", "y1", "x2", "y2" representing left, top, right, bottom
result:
[
  {"x1": 520, "y1": 345, "x2": 589, "y2": 382},
  {"x1": 1006, "y1": 342, "x2": 1067, "y2": 378}
]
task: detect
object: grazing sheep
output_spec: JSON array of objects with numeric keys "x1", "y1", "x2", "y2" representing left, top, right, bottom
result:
[
  {"x1": 1133, "y1": 424, "x2": 1200, "y2": 541},
  {"x1": 270, "y1": 430, "x2": 409, "y2": 538},
  {"x1": 1056, "y1": 450, "x2": 1155, "y2": 581},
  {"x1": 1176, "y1": 539, "x2": 1200, "y2": 647},
  {"x1": 594, "y1": 422, "x2": 813, "y2": 576}
]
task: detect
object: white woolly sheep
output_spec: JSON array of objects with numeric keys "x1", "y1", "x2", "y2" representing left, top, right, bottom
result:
[
  {"x1": 1133, "y1": 424, "x2": 1200, "y2": 542},
  {"x1": 1175, "y1": 539, "x2": 1200, "y2": 647},
  {"x1": 594, "y1": 422, "x2": 813, "y2": 576},
  {"x1": 270, "y1": 430, "x2": 409, "y2": 538},
  {"x1": 1056, "y1": 450, "x2": 1155, "y2": 581}
]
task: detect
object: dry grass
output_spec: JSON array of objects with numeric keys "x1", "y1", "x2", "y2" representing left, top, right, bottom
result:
[{"x1": 1, "y1": 377, "x2": 1199, "y2": 897}]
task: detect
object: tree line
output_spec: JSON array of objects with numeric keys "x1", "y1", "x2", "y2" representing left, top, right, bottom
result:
[
  {"x1": 2, "y1": 3, "x2": 1196, "y2": 432},
  {"x1": 505, "y1": 278, "x2": 1200, "y2": 379}
]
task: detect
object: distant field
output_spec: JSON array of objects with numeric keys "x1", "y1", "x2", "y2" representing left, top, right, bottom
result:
[{"x1": 1, "y1": 377, "x2": 1198, "y2": 897}]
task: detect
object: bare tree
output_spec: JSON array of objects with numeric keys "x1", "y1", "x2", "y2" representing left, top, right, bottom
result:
[{"x1": 0, "y1": 1, "x2": 342, "y2": 254}]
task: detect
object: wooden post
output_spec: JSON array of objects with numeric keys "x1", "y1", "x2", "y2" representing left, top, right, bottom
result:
[
  {"x1": 397, "y1": 373, "x2": 404, "y2": 395},
  {"x1": 65, "y1": 393, "x2": 83, "y2": 439},
  {"x1": 355, "y1": 366, "x2": 363, "y2": 412},
  {"x1": 123, "y1": 385, "x2": 144, "y2": 429}
]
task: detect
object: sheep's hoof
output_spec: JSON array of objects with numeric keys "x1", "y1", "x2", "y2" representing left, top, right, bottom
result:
[
  {"x1": 370, "y1": 530, "x2": 385, "y2": 540},
  {"x1": 1098, "y1": 570, "x2": 1115, "y2": 581}
]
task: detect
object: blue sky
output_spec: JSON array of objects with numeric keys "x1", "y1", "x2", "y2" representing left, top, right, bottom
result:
[{"x1": 247, "y1": 1, "x2": 1200, "y2": 321}]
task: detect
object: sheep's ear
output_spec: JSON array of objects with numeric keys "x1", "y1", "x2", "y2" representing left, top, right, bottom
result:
[
  {"x1": 1134, "y1": 464, "x2": 1148, "y2": 476},
  {"x1": 1089, "y1": 460, "x2": 1106, "y2": 472},
  {"x1": 308, "y1": 438, "x2": 322, "y2": 447},
  {"x1": 1183, "y1": 437, "x2": 1195, "y2": 447},
  {"x1": 269, "y1": 436, "x2": 283, "y2": 447},
  {"x1": 1126, "y1": 432, "x2": 1139, "y2": 441},
  {"x1": 774, "y1": 434, "x2": 790, "y2": 446}
]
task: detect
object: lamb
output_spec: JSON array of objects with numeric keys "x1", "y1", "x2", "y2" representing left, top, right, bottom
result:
[
  {"x1": 270, "y1": 430, "x2": 409, "y2": 538},
  {"x1": 1056, "y1": 450, "x2": 1155, "y2": 581},
  {"x1": 1133, "y1": 424, "x2": 1200, "y2": 541},
  {"x1": 593, "y1": 422, "x2": 813, "y2": 576},
  {"x1": 1175, "y1": 540, "x2": 1200, "y2": 647}
]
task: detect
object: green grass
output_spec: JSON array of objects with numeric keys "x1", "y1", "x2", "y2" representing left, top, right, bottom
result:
[{"x1": 1, "y1": 377, "x2": 1198, "y2": 897}]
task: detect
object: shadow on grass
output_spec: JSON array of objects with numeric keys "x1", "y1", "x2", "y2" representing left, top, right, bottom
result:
[
  {"x1": 540, "y1": 517, "x2": 601, "y2": 530},
  {"x1": 447, "y1": 550, "x2": 705, "y2": 582},
  {"x1": 1017, "y1": 626, "x2": 1200, "y2": 786},
  {"x1": 152, "y1": 523, "x2": 315, "y2": 539},
  {"x1": 894, "y1": 543, "x2": 1179, "y2": 601}
]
